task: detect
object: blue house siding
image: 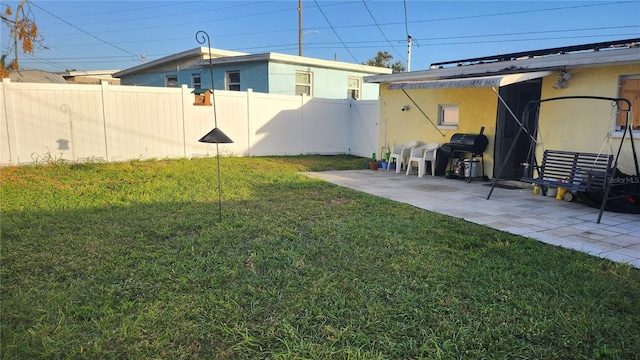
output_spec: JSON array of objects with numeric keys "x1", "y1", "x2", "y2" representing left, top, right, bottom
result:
[
  {"x1": 267, "y1": 62, "x2": 295, "y2": 96},
  {"x1": 361, "y1": 82, "x2": 381, "y2": 99},
  {"x1": 121, "y1": 66, "x2": 266, "y2": 92},
  {"x1": 115, "y1": 48, "x2": 392, "y2": 99},
  {"x1": 267, "y1": 62, "x2": 383, "y2": 99},
  {"x1": 239, "y1": 63, "x2": 270, "y2": 93},
  {"x1": 183, "y1": 63, "x2": 269, "y2": 92},
  {"x1": 120, "y1": 73, "x2": 169, "y2": 86},
  {"x1": 120, "y1": 71, "x2": 197, "y2": 88},
  {"x1": 120, "y1": 64, "x2": 382, "y2": 99}
]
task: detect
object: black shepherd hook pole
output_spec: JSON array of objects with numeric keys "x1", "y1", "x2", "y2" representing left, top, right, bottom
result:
[
  {"x1": 196, "y1": 30, "x2": 218, "y2": 129},
  {"x1": 195, "y1": 30, "x2": 233, "y2": 221}
]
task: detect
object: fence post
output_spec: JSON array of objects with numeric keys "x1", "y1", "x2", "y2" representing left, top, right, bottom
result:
[
  {"x1": 100, "y1": 81, "x2": 111, "y2": 162},
  {"x1": 1, "y1": 78, "x2": 18, "y2": 165},
  {"x1": 246, "y1": 88, "x2": 253, "y2": 156},
  {"x1": 348, "y1": 98, "x2": 353, "y2": 155},
  {"x1": 181, "y1": 84, "x2": 189, "y2": 158},
  {"x1": 301, "y1": 93, "x2": 306, "y2": 155}
]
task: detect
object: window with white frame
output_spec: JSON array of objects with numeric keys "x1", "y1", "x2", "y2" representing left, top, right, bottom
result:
[
  {"x1": 192, "y1": 74, "x2": 201, "y2": 89},
  {"x1": 295, "y1": 71, "x2": 312, "y2": 96},
  {"x1": 438, "y1": 104, "x2": 459, "y2": 127},
  {"x1": 615, "y1": 76, "x2": 640, "y2": 135},
  {"x1": 347, "y1": 76, "x2": 361, "y2": 100},
  {"x1": 226, "y1": 71, "x2": 240, "y2": 91},
  {"x1": 165, "y1": 75, "x2": 178, "y2": 87}
]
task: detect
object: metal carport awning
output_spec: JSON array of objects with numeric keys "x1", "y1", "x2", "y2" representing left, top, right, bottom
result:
[{"x1": 387, "y1": 71, "x2": 555, "y2": 90}]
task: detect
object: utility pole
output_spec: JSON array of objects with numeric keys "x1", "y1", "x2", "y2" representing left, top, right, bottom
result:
[
  {"x1": 298, "y1": 0, "x2": 303, "y2": 56},
  {"x1": 407, "y1": 34, "x2": 412, "y2": 72}
]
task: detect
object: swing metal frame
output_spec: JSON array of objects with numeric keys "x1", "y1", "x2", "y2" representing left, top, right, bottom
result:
[{"x1": 487, "y1": 96, "x2": 640, "y2": 223}]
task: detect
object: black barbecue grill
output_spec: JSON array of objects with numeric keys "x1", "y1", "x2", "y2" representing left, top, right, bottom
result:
[
  {"x1": 441, "y1": 128, "x2": 489, "y2": 156},
  {"x1": 441, "y1": 127, "x2": 489, "y2": 181}
]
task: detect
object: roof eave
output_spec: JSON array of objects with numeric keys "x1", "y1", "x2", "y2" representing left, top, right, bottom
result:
[
  {"x1": 364, "y1": 47, "x2": 640, "y2": 84},
  {"x1": 198, "y1": 52, "x2": 393, "y2": 74},
  {"x1": 114, "y1": 47, "x2": 249, "y2": 78}
]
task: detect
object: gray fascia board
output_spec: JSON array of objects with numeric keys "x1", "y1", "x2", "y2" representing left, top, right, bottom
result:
[
  {"x1": 198, "y1": 53, "x2": 392, "y2": 74},
  {"x1": 114, "y1": 47, "x2": 248, "y2": 78},
  {"x1": 114, "y1": 48, "x2": 206, "y2": 78}
]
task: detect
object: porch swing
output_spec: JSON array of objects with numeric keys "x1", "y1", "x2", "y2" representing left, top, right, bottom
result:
[{"x1": 487, "y1": 96, "x2": 640, "y2": 223}]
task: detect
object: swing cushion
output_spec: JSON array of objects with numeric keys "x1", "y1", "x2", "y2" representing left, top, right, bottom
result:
[{"x1": 521, "y1": 150, "x2": 614, "y2": 193}]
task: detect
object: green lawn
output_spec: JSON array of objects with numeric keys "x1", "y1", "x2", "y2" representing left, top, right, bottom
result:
[{"x1": 1, "y1": 155, "x2": 638, "y2": 359}]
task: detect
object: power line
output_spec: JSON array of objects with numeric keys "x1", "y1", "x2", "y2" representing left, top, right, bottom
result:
[
  {"x1": 403, "y1": 0, "x2": 409, "y2": 37},
  {"x1": 305, "y1": 1, "x2": 639, "y2": 31},
  {"x1": 16, "y1": 28, "x2": 635, "y2": 63},
  {"x1": 47, "y1": 1, "x2": 636, "y2": 39},
  {"x1": 415, "y1": 33, "x2": 640, "y2": 47},
  {"x1": 307, "y1": 33, "x2": 638, "y2": 47},
  {"x1": 15, "y1": 0, "x2": 638, "y2": 71},
  {"x1": 49, "y1": 1, "x2": 347, "y2": 27},
  {"x1": 44, "y1": 23, "x2": 637, "y2": 54},
  {"x1": 232, "y1": 25, "x2": 632, "y2": 53},
  {"x1": 361, "y1": 0, "x2": 406, "y2": 62},
  {"x1": 312, "y1": 0, "x2": 362, "y2": 64},
  {"x1": 402, "y1": 0, "x2": 640, "y2": 34},
  {"x1": 402, "y1": 0, "x2": 414, "y2": 71},
  {"x1": 34, "y1": 2, "x2": 638, "y2": 46},
  {"x1": 301, "y1": 25, "x2": 637, "y2": 46},
  {"x1": 1, "y1": 44, "x2": 73, "y2": 71},
  {"x1": 29, "y1": 1, "x2": 140, "y2": 60},
  {"x1": 59, "y1": 1, "x2": 202, "y2": 19},
  {"x1": 18, "y1": 31, "x2": 635, "y2": 70},
  {"x1": 56, "y1": 3, "x2": 296, "y2": 32},
  {"x1": 416, "y1": 26, "x2": 639, "y2": 42}
]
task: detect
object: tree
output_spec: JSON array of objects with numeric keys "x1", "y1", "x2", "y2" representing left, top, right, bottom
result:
[
  {"x1": 363, "y1": 51, "x2": 406, "y2": 73},
  {"x1": 1, "y1": 0, "x2": 43, "y2": 78}
]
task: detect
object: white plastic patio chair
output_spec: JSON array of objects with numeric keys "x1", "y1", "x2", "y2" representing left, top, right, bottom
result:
[
  {"x1": 387, "y1": 140, "x2": 418, "y2": 173},
  {"x1": 406, "y1": 143, "x2": 439, "y2": 177}
]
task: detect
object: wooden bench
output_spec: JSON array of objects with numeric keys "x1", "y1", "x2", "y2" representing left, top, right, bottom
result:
[{"x1": 521, "y1": 150, "x2": 614, "y2": 193}]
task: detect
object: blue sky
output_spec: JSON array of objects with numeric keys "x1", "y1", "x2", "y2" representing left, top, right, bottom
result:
[{"x1": 1, "y1": 0, "x2": 639, "y2": 73}]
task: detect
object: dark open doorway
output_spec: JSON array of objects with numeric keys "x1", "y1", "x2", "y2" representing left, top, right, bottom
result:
[{"x1": 494, "y1": 80, "x2": 543, "y2": 180}]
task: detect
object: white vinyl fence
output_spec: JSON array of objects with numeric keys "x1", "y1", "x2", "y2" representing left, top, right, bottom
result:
[{"x1": 0, "y1": 79, "x2": 380, "y2": 166}]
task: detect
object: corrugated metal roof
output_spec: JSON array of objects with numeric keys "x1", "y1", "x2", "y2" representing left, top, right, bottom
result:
[
  {"x1": 388, "y1": 76, "x2": 502, "y2": 90},
  {"x1": 365, "y1": 47, "x2": 640, "y2": 84},
  {"x1": 387, "y1": 71, "x2": 554, "y2": 90},
  {"x1": 430, "y1": 38, "x2": 639, "y2": 67}
]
